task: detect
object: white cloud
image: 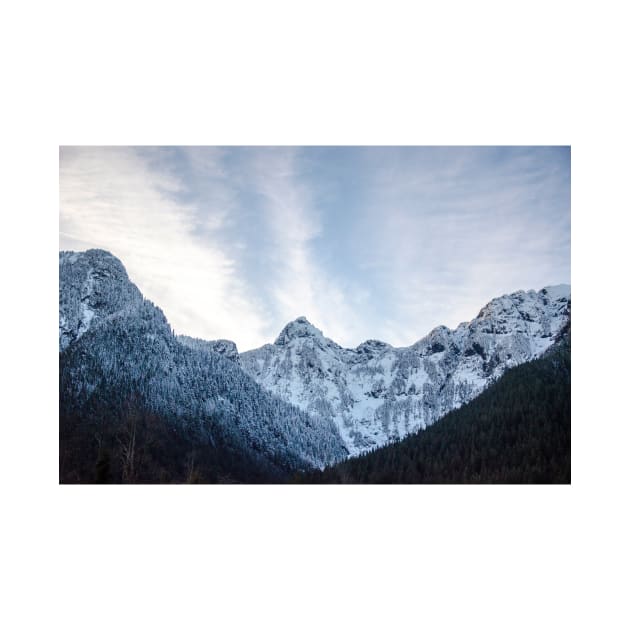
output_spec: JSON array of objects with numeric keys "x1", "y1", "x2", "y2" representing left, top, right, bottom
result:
[
  {"x1": 348, "y1": 147, "x2": 571, "y2": 344},
  {"x1": 249, "y1": 148, "x2": 373, "y2": 347},
  {"x1": 59, "y1": 146, "x2": 270, "y2": 350},
  {"x1": 59, "y1": 146, "x2": 570, "y2": 351}
]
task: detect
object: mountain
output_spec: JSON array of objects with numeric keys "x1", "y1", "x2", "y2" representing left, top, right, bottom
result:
[
  {"x1": 298, "y1": 336, "x2": 571, "y2": 483},
  {"x1": 59, "y1": 248, "x2": 570, "y2": 483},
  {"x1": 59, "y1": 250, "x2": 347, "y2": 483},
  {"x1": 241, "y1": 286, "x2": 570, "y2": 455}
]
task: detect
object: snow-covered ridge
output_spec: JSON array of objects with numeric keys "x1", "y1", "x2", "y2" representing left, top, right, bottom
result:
[
  {"x1": 59, "y1": 249, "x2": 570, "y2": 461},
  {"x1": 241, "y1": 285, "x2": 571, "y2": 455}
]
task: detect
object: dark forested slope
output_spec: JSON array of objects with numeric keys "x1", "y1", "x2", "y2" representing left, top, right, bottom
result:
[
  {"x1": 59, "y1": 250, "x2": 347, "y2": 483},
  {"x1": 298, "y1": 339, "x2": 570, "y2": 484},
  {"x1": 60, "y1": 303, "x2": 347, "y2": 483}
]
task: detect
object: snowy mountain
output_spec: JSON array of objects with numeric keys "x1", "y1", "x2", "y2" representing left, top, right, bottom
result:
[
  {"x1": 241, "y1": 286, "x2": 570, "y2": 455},
  {"x1": 59, "y1": 250, "x2": 347, "y2": 481},
  {"x1": 59, "y1": 248, "x2": 570, "y2": 477}
]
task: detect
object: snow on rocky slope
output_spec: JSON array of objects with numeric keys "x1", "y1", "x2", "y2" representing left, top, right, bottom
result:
[
  {"x1": 59, "y1": 249, "x2": 143, "y2": 351},
  {"x1": 241, "y1": 286, "x2": 571, "y2": 455},
  {"x1": 59, "y1": 250, "x2": 347, "y2": 470}
]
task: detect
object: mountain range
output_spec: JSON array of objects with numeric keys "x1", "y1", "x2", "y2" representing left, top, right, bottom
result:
[
  {"x1": 241, "y1": 284, "x2": 569, "y2": 454},
  {"x1": 59, "y1": 249, "x2": 570, "y2": 482}
]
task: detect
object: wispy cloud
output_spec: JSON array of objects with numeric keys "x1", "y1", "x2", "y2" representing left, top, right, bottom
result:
[
  {"x1": 344, "y1": 147, "x2": 570, "y2": 343},
  {"x1": 248, "y1": 147, "x2": 371, "y2": 345},
  {"x1": 59, "y1": 146, "x2": 270, "y2": 350},
  {"x1": 59, "y1": 146, "x2": 570, "y2": 350}
]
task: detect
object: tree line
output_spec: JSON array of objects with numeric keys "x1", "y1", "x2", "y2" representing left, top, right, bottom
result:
[{"x1": 296, "y1": 338, "x2": 571, "y2": 484}]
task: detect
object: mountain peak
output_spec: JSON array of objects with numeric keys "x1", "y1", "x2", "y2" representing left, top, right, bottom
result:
[
  {"x1": 275, "y1": 316, "x2": 324, "y2": 345},
  {"x1": 60, "y1": 247, "x2": 124, "y2": 268},
  {"x1": 355, "y1": 339, "x2": 391, "y2": 356},
  {"x1": 178, "y1": 335, "x2": 241, "y2": 364},
  {"x1": 59, "y1": 249, "x2": 143, "y2": 351}
]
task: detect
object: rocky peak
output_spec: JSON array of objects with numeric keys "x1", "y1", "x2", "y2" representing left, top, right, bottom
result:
[
  {"x1": 354, "y1": 339, "x2": 392, "y2": 359},
  {"x1": 178, "y1": 335, "x2": 241, "y2": 365},
  {"x1": 274, "y1": 316, "x2": 324, "y2": 346},
  {"x1": 59, "y1": 249, "x2": 143, "y2": 351}
]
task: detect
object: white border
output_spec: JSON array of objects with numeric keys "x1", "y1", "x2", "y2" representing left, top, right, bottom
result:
[{"x1": 3, "y1": 1, "x2": 629, "y2": 629}]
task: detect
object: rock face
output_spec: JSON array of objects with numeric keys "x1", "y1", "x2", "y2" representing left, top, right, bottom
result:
[
  {"x1": 178, "y1": 336, "x2": 241, "y2": 365},
  {"x1": 241, "y1": 286, "x2": 571, "y2": 455},
  {"x1": 59, "y1": 250, "x2": 143, "y2": 351}
]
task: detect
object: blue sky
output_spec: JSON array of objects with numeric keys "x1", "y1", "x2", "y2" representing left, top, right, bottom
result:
[{"x1": 59, "y1": 146, "x2": 570, "y2": 351}]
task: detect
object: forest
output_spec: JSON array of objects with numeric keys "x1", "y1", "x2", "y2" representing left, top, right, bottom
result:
[
  {"x1": 296, "y1": 338, "x2": 570, "y2": 484},
  {"x1": 61, "y1": 335, "x2": 570, "y2": 483},
  {"x1": 59, "y1": 299, "x2": 346, "y2": 483}
]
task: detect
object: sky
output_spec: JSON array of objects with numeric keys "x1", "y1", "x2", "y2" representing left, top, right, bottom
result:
[{"x1": 59, "y1": 146, "x2": 570, "y2": 351}]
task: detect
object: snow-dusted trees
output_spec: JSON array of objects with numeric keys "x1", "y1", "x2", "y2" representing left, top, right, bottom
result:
[{"x1": 60, "y1": 297, "x2": 347, "y2": 483}]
